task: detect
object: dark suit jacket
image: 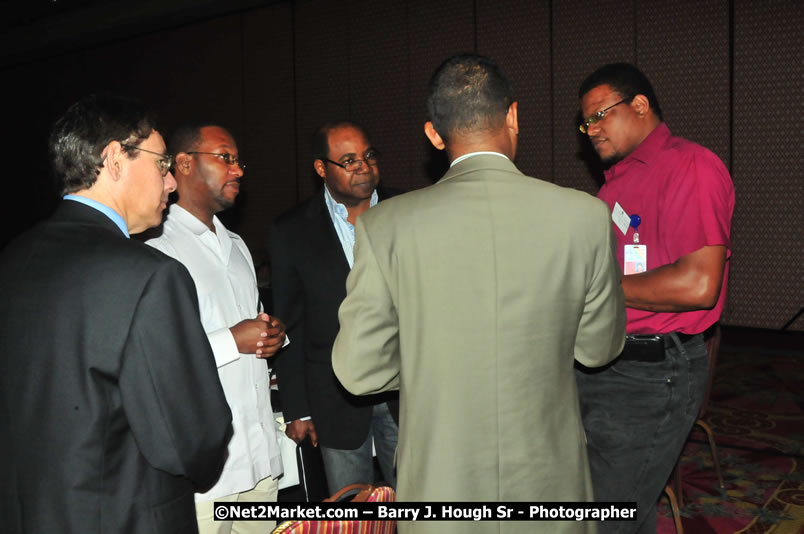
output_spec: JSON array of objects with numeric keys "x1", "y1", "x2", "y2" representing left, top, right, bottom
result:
[
  {"x1": 269, "y1": 186, "x2": 399, "y2": 449},
  {"x1": 0, "y1": 201, "x2": 233, "y2": 534}
]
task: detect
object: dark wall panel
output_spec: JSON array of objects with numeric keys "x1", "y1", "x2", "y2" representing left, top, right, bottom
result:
[
  {"x1": 3, "y1": 15, "x2": 246, "y2": 244},
  {"x1": 293, "y1": 0, "x2": 350, "y2": 200},
  {"x1": 349, "y1": 0, "x2": 413, "y2": 192},
  {"x1": 406, "y1": 0, "x2": 475, "y2": 187},
  {"x1": 241, "y1": 3, "x2": 296, "y2": 257},
  {"x1": 728, "y1": 0, "x2": 803, "y2": 329},
  {"x1": 476, "y1": 0, "x2": 552, "y2": 181},
  {"x1": 552, "y1": 0, "x2": 635, "y2": 194},
  {"x1": 6, "y1": 57, "x2": 65, "y2": 245},
  {"x1": 638, "y1": 0, "x2": 730, "y2": 165},
  {"x1": 138, "y1": 16, "x2": 246, "y2": 137}
]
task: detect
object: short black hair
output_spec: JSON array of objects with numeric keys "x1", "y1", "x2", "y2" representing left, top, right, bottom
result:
[
  {"x1": 50, "y1": 94, "x2": 156, "y2": 195},
  {"x1": 426, "y1": 53, "x2": 514, "y2": 142},
  {"x1": 168, "y1": 121, "x2": 235, "y2": 156},
  {"x1": 311, "y1": 121, "x2": 371, "y2": 164},
  {"x1": 579, "y1": 63, "x2": 663, "y2": 121}
]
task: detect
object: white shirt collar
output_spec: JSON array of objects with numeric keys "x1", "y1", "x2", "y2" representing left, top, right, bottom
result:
[
  {"x1": 167, "y1": 203, "x2": 227, "y2": 237},
  {"x1": 323, "y1": 185, "x2": 378, "y2": 221},
  {"x1": 450, "y1": 151, "x2": 510, "y2": 167}
]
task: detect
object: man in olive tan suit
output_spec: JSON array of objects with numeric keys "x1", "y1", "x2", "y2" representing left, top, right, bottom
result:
[{"x1": 332, "y1": 54, "x2": 626, "y2": 533}]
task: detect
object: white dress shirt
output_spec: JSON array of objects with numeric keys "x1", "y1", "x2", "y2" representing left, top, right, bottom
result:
[
  {"x1": 147, "y1": 204, "x2": 283, "y2": 501},
  {"x1": 323, "y1": 185, "x2": 378, "y2": 268}
]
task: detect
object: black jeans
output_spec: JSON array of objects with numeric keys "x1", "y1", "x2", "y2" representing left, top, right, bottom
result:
[{"x1": 575, "y1": 334, "x2": 708, "y2": 534}]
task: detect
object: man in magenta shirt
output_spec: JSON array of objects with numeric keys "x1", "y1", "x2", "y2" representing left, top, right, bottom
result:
[{"x1": 574, "y1": 63, "x2": 735, "y2": 534}]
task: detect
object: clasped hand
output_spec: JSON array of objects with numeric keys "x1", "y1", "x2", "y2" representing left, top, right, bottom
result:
[{"x1": 230, "y1": 312, "x2": 286, "y2": 358}]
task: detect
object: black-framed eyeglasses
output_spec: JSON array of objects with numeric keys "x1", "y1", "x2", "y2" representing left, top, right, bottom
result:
[
  {"x1": 323, "y1": 150, "x2": 380, "y2": 172},
  {"x1": 579, "y1": 97, "x2": 633, "y2": 134},
  {"x1": 120, "y1": 144, "x2": 174, "y2": 177},
  {"x1": 186, "y1": 151, "x2": 246, "y2": 170}
]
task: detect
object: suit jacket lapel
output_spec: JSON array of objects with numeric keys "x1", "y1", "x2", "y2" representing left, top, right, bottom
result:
[
  {"x1": 309, "y1": 185, "x2": 395, "y2": 276},
  {"x1": 376, "y1": 185, "x2": 394, "y2": 202},
  {"x1": 309, "y1": 191, "x2": 351, "y2": 275}
]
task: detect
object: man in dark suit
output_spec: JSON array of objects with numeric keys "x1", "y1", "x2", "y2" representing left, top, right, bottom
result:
[
  {"x1": 269, "y1": 121, "x2": 399, "y2": 494},
  {"x1": 0, "y1": 94, "x2": 233, "y2": 534}
]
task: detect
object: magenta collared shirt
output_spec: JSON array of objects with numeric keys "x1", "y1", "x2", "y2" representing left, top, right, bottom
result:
[{"x1": 597, "y1": 123, "x2": 736, "y2": 335}]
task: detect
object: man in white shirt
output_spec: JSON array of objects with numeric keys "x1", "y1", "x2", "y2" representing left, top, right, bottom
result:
[{"x1": 147, "y1": 123, "x2": 286, "y2": 534}]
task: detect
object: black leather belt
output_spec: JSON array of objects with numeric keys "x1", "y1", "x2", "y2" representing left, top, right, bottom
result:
[{"x1": 676, "y1": 323, "x2": 717, "y2": 344}]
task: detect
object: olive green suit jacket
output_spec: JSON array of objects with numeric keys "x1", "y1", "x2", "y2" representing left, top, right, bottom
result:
[{"x1": 333, "y1": 154, "x2": 625, "y2": 533}]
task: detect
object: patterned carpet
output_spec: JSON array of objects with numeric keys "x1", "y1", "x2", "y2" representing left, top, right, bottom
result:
[{"x1": 657, "y1": 347, "x2": 804, "y2": 533}]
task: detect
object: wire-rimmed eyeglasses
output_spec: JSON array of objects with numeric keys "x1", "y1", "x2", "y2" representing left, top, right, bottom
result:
[
  {"x1": 323, "y1": 150, "x2": 380, "y2": 172},
  {"x1": 186, "y1": 151, "x2": 246, "y2": 170},
  {"x1": 120, "y1": 144, "x2": 174, "y2": 177},
  {"x1": 579, "y1": 97, "x2": 633, "y2": 134}
]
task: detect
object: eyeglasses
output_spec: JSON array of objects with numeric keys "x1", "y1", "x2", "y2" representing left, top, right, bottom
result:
[
  {"x1": 186, "y1": 151, "x2": 246, "y2": 170},
  {"x1": 323, "y1": 150, "x2": 380, "y2": 172},
  {"x1": 120, "y1": 144, "x2": 174, "y2": 177},
  {"x1": 579, "y1": 97, "x2": 633, "y2": 134}
]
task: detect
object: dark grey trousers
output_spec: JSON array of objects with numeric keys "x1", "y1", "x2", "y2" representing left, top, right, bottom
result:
[
  {"x1": 319, "y1": 402, "x2": 398, "y2": 495},
  {"x1": 576, "y1": 334, "x2": 708, "y2": 534}
]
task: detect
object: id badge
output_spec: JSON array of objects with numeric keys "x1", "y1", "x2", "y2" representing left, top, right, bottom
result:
[{"x1": 624, "y1": 244, "x2": 647, "y2": 275}]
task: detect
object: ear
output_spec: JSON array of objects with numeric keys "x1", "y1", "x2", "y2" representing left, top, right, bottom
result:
[
  {"x1": 313, "y1": 159, "x2": 327, "y2": 179},
  {"x1": 102, "y1": 141, "x2": 125, "y2": 181},
  {"x1": 631, "y1": 94, "x2": 650, "y2": 117},
  {"x1": 174, "y1": 152, "x2": 194, "y2": 176},
  {"x1": 506, "y1": 101, "x2": 519, "y2": 135},
  {"x1": 424, "y1": 121, "x2": 445, "y2": 151}
]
